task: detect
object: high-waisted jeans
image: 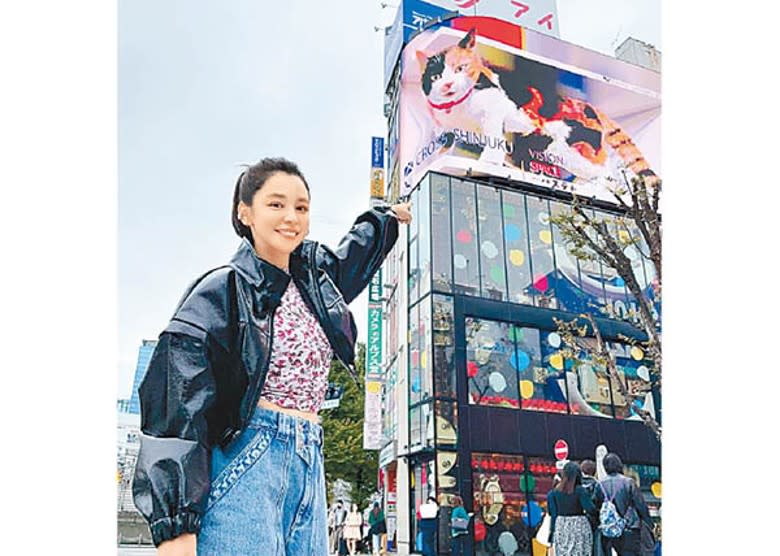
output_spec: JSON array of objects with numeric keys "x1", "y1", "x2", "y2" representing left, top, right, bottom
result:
[{"x1": 198, "y1": 406, "x2": 328, "y2": 555}]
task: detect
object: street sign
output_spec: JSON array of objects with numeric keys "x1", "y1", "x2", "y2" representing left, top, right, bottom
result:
[{"x1": 554, "y1": 439, "x2": 569, "y2": 460}]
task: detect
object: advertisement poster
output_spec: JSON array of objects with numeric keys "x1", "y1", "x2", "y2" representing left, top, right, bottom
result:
[{"x1": 399, "y1": 17, "x2": 660, "y2": 202}]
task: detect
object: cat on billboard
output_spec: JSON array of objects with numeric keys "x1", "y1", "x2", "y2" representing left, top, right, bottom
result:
[{"x1": 399, "y1": 22, "x2": 660, "y2": 200}]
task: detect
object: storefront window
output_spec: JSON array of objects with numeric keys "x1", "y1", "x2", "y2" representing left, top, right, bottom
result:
[
  {"x1": 471, "y1": 453, "x2": 534, "y2": 556},
  {"x1": 466, "y1": 317, "x2": 520, "y2": 408},
  {"x1": 420, "y1": 295, "x2": 433, "y2": 403},
  {"x1": 431, "y1": 174, "x2": 453, "y2": 293},
  {"x1": 576, "y1": 208, "x2": 608, "y2": 317},
  {"x1": 549, "y1": 199, "x2": 585, "y2": 313},
  {"x1": 502, "y1": 190, "x2": 533, "y2": 305},
  {"x1": 408, "y1": 183, "x2": 421, "y2": 304},
  {"x1": 477, "y1": 186, "x2": 508, "y2": 301},
  {"x1": 434, "y1": 400, "x2": 458, "y2": 449},
  {"x1": 538, "y1": 332, "x2": 570, "y2": 414},
  {"x1": 419, "y1": 176, "x2": 431, "y2": 300},
  {"x1": 526, "y1": 197, "x2": 558, "y2": 309},
  {"x1": 409, "y1": 302, "x2": 422, "y2": 405},
  {"x1": 566, "y1": 338, "x2": 615, "y2": 418},
  {"x1": 432, "y1": 295, "x2": 456, "y2": 399},
  {"x1": 451, "y1": 178, "x2": 480, "y2": 296}
]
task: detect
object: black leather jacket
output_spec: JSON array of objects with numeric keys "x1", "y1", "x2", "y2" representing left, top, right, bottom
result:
[{"x1": 132, "y1": 206, "x2": 398, "y2": 546}]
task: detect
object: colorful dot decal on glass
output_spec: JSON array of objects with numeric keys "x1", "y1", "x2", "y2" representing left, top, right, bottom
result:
[
  {"x1": 412, "y1": 375, "x2": 420, "y2": 392},
  {"x1": 547, "y1": 333, "x2": 561, "y2": 348},
  {"x1": 456, "y1": 229, "x2": 473, "y2": 244},
  {"x1": 481, "y1": 240, "x2": 498, "y2": 259},
  {"x1": 651, "y1": 482, "x2": 662, "y2": 498},
  {"x1": 489, "y1": 266, "x2": 505, "y2": 284},
  {"x1": 504, "y1": 223, "x2": 521, "y2": 242},
  {"x1": 637, "y1": 365, "x2": 650, "y2": 381},
  {"x1": 618, "y1": 230, "x2": 631, "y2": 243},
  {"x1": 520, "y1": 380, "x2": 534, "y2": 399},
  {"x1": 614, "y1": 276, "x2": 625, "y2": 287},
  {"x1": 631, "y1": 346, "x2": 644, "y2": 360},
  {"x1": 519, "y1": 473, "x2": 536, "y2": 492},
  {"x1": 411, "y1": 350, "x2": 419, "y2": 366},
  {"x1": 511, "y1": 350, "x2": 531, "y2": 370},
  {"x1": 421, "y1": 350, "x2": 427, "y2": 369},
  {"x1": 503, "y1": 204, "x2": 516, "y2": 218},
  {"x1": 489, "y1": 372, "x2": 507, "y2": 392},
  {"x1": 509, "y1": 249, "x2": 525, "y2": 266},
  {"x1": 454, "y1": 254, "x2": 468, "y2": 269},
  {"x1": 533, "y1": 274, "x2": 548, "y2": 292},
  {"x1": 538, "y1": 212, "x2": 550, "y2": 225},
  {"x1": 366, "y1": 381, "x2": 382, "y2": 394},
  {"x1": 508, "y1": 326, "x2": 524, "y2": 342},
  {"x1": 467, "y1": 361, "x2": 479, "y2": 378},
  {"x1": 539, "y1": 230, "x2": 552, "y2": 245},
  {"x1": 565, "y1": 358, "x2": 574, "y2": 370},
  {"x1": 521, "y1": 500, "x2": 542, "y2": 527},
  {"x1": 549, "y1": 353, "x2": 564, "y2": 370}
]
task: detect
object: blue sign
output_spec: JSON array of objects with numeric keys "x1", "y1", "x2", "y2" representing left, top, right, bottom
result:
[{"x1": 372, "y1": 137, "x2": 385, "y2": 169}]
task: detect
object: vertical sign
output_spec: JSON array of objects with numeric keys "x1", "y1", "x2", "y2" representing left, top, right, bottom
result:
[
  {"x1": 366, "y1": 306, "x2": 384, "y2": 377},
  {"x1": 364, "y1": 255, "x2": 384, "y2": 449},
  {"x1": 371, "y1": 136, "x2": 386, "y2": 199}
]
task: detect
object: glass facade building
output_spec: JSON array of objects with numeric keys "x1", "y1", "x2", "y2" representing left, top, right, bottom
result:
[
  {"x1": 128, "y1": 339, "x2": 157, "y2": 415},
  {"x1": 379, "y1": 173, "x2": 661, "y2": 555}
]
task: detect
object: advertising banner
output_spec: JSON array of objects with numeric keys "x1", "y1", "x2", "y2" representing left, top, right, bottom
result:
[
  {"x1": 366, "y1": 306, "x2": 383, "y2": 378},
  {"x1": 369, "y1": 268, "x2": 384, "y2": 304},
  {"x1": 363, "y1": 380, "x2": 384, "y2": 450},
  {"x1": 371, "y1": 137, "x2": 386, "y2": 199},
  {"x1": 424, "y1": 0, "x2": 560, "y2": 37},
  {"x1": 398, "y1": 16, "x2": 661, "y2": 202}
]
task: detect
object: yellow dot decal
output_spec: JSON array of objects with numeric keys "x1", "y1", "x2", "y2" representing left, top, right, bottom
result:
[
  {"x1": 421, "y1": 351, "x2": 427, "y2": 369},
  {"x1": 539, "y1": 230, "x2": 552, "y2": 244},
  {"x1": 651, "y1": 482, "x2": 662, "y2": 498},
  {"x1": 619, "y1": 230, "x2": 631, "y2": 243},
  {"x1": 631, "y1": 346, "x2": 644, "y2": 360},
  {"x1": 549, "y1": 353, "x2": 564, "y2": 370},
  {"x1": 520, "y1": 380, "x2": 534, "y2": 399},
  {"x1": 509, "y1": 249, "x2": 525, "y2": 266},
  {"x1": 366, "y1": 381, "x2": 382, "y2": 394}
]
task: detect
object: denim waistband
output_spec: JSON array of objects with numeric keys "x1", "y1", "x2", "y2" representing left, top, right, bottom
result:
[{"x1": 248, "y1": 405, "x2": 323, "y2": 446}]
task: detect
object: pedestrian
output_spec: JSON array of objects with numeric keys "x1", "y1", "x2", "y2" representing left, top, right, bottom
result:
[
  {"x1": 419, "y1": 495, "x2": 440, "y2": 556},
  {"x1": 330, "y1": 499, "x2": 348, "y2": 555},
  {"x1": 344, "y1": 503, "x2": 364, "y2": 556},
  {"x1": 579, "y1": 459, "x2": 601, "y2": 554},
  {"x1": 131, "y1": 157, "x2": 411, "y2": 555},
  {"x1": 546, "y1": 461, "x2": 597, "y2": 556},
  {"x1": 367, "y1": 501, "x2": 387, "y2": 555},
  {"x1": 449, "y1": 495, "x2": 471, "y2": 556},
  {"x1": 593, "y1": 453, "x2": 652, "y2": 556}
]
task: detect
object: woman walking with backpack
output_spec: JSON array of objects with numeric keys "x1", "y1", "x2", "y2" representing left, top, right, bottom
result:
[
  {"x1": 546, "y1": 461, "x2": 597, "y2": 556},
  {"x1": 594, "y1": 453, "x2": 652, "y2": 556}
]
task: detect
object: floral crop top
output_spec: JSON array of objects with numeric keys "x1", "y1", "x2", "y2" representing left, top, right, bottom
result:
[{"x1": 258, "y1": 279, "x2": 334, "y2": 413}]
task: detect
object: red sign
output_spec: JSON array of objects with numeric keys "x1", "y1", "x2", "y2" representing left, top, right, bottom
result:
[{"x1": 554, "y1": 439, "x2": 569, "y2": 460}]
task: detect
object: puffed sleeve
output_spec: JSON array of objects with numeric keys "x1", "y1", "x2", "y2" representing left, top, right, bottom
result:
[
  {"x1": 317, "y1": 205, "x2": 399, "y2": 304},
  {"x1": 132, "y1": 268, "x2": 233, "y2": 546}
]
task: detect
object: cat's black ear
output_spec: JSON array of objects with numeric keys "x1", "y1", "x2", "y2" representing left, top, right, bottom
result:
[{"x1": 459, "y1": 28, "x2": 476, "y2": 49}]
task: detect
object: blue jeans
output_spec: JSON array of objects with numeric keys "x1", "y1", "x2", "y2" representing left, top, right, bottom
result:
[{"x1": 198, "y1": 406, "x2": 328, "y2": 555}]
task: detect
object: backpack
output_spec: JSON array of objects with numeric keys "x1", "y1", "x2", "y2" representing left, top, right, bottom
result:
[{"x1": 598, "y1": 481, "x2": 627, "y2": 538}]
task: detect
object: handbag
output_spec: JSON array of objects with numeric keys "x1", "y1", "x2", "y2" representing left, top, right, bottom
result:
[
  {"x1": 451, "y1": 516, "x2": 470, "y2": 531},
  {"x1": 535, "y1": 513, "x2": 552, "y2": 547}
]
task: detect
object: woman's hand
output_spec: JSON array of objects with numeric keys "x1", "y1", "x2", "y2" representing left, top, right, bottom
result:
[
  {"x1": 157, "y1": 533, "x2": 196, "y2": 556},
  {"x1": 390, "y1": 202, "x2": 412, "y2": 225}
]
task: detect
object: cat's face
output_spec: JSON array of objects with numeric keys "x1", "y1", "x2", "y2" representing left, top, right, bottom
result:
[{"x1": 417, "y1": 29, "x2": 483, "y2": 105}]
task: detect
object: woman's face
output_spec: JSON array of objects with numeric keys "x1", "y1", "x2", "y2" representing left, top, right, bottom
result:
[{"x1": 238, "y1": 172, "x2": 310, "y2": 266}]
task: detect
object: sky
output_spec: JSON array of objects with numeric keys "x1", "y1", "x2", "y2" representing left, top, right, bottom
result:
[{"x1": 118, "y1": 0, "x2": 661, "y2": 398}]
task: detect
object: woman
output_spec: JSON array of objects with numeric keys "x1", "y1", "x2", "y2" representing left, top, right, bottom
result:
[
  {"x1": 344, "y1": 503, "x2": 364, "y2": 556},
  {"x1": 132, "y1": 157, "x2": 411, "y2": 555},
  {"x1": 368, "y1": 501, "x2": 387, "y2": 555},
  {"x1": 547, "y1": 462, "x2": 597, "y2": 556},
  {"x1": 449, "y1": 495, "x2": 470, "y2": 556}
]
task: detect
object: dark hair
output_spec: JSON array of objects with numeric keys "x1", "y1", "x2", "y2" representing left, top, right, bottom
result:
[
  {"x1": 603, "y1": 453, "x2": 624, "y2": 475},
  {"x1": 231, "y1": 157, "x2": 310, "y2": 242},
  {"x1": 556, "y1": 462, "x2": 582, "y2": 495},
  {"x1": 580, "y1": 459, "x2": 596, "y2": 477}
]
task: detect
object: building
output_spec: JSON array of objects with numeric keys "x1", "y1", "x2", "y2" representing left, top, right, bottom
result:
[
  {"x1": 128, "y1": 339, "x2": 157, "y2": 415},
  {"x1": 375, "y1": 5, "x2": 661, "y2": 555},
  {"x1": 615, "y1": 37, "x2": 661, "y2": 72}
]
